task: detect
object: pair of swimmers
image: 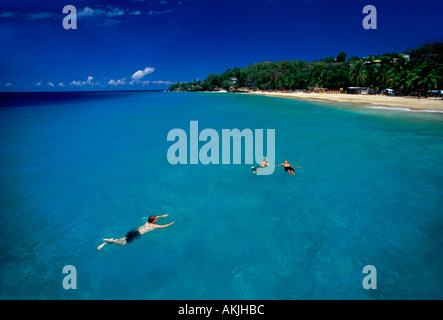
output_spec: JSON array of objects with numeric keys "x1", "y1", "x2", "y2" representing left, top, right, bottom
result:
[{"x1": 252, "y1": 158, "x2": 300, "y2": 175}]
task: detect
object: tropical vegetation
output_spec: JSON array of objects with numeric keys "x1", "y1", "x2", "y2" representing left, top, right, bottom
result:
[{"x1": 169, "y1": 42, "x2": 443, "y2": 95}]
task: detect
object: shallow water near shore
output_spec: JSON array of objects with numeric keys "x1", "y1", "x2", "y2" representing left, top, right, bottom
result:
[{"x1": 0, "y1": 91, "x2": 442, "y2": 299}]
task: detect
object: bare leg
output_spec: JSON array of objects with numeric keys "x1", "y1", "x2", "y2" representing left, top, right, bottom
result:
[{"x1": 97, "y1": 237, "x2": 127, "y2": 250}]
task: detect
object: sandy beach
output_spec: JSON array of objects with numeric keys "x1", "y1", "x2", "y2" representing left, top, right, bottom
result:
[{"x1": 247, "y1": 91, "x2": 443, "y2": 112}]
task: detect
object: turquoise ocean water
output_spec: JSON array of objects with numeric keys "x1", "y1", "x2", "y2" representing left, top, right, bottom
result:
[{"x1": 0, "y1": 91, "x2": 442, "y2": 299}]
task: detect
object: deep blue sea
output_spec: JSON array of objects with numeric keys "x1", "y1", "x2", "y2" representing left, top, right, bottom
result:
[{"x1": 0, "y1": 91, "x2": 442, "y2": 299}]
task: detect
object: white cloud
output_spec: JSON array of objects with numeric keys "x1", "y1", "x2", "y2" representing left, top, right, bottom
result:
[
  {"x1": 0, "y1": 5, "x2": 146, "y2": 22},
  {"x1": 151, "y1": 80, "x2": 176, "y2": 85},
  {"x1": 77, "y1": 6, "x2": 143, "y2": 19},
  {"x1": 77, "y1": 7, "x2": 96, "y2": 18},
  {"x1": 70, "y1": 76, "x2": 96, "y2": 87},
  {"x1": 0, "y1": 11, "x2": 59, "y2": 20},
  {"x1": 0, "y1": 12, "x2": 16, "y2": 18},
  {"x1": 131, "y1": 67, "x2": 155, "y2": 81},
  {"x1": 61, "y1": 69, "x2": 172, "y2": 89},
  {"x1": 148, "y1": 9, "x2": 173, "y2": 15},
  {"x1": 27, "y1": 73, "x2": 173, "y2": 90},
  {"x1": 107, "y1": 7, "x2": 125, "y2": 17},
  {"x1": 70, "y1": 80, "x2": 83, "y2": 86},
  {"x1": 108, "y1": 79, "x2": 126, "y2": 86}
]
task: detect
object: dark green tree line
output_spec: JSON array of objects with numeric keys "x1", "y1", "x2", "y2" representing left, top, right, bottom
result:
[{"x1": 170, "y1": 42, "x2": 443, "y2": 94}]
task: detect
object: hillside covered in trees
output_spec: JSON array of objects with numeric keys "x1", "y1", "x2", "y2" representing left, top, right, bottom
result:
[{"x1": 169, "y1": 42, "x2": 443, "y2": 95}]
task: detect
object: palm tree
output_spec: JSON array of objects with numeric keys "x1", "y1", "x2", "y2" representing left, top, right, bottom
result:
[
  {"x1": 389, "y1": 66, "x2": 407, "y2": 93},
  {"x1": 387, "y1": 57, "x2": 414, "y2": 94},
  {"x1": 392, "y1": 69, "x2": 417, "y2": 94},
  {"x1": 284, "y1": 77, "x2": 296, "y2": 90},
  {"x1": 375, "y1": 63, "x2": 392, "y2": 89},
  {"x1": 274, "y1": 78, "x2": 283, "y2": 90},
  {"x1": 349, "y1": 61, "x2": 368, "y2": 90},
  {"x1": 413, "y1": 60, "x2": 442, "y2": 92}
]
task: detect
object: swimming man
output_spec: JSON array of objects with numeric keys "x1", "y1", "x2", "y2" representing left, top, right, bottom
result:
[
  {"x1": 252, "y1": 158, "x2": 271, "y2": 174},
  {"x1": 97, "y1": 214, "x2": 175, "y2": 250},
  {"x1": 275, "y1": 160, "x2": 300, "y2": 175}
]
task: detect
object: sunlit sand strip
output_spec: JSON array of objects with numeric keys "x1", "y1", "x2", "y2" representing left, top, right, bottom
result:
[{"x1": 247, "y1": 91, "x2": 443, "y2": 112}]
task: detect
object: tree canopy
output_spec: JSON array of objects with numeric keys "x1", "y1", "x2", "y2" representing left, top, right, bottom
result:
[{"x1": 170, "y1": 42, "x2": 443, "y2": 95}]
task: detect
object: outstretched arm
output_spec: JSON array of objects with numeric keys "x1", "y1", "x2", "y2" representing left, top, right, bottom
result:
[
  {"x1": 275, "y1": 163, "x2": 283, "y2": 167},
  {"x1": 155, "y1": 221, "x2": 175, "y2": 229},
  {"x1": 156, "y1": 214, "x2": 168, "y2": 219}
]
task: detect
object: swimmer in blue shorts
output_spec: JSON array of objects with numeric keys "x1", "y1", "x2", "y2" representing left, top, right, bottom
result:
[
  {"x1": 252, "y1": 158, "x2": 270, "y2": 174},
  {"x1": 97, "y1": 214, "x2": 174, "y2": 250}
]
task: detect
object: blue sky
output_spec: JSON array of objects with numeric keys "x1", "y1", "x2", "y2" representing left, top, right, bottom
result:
[{"x1": 0, "y1": 0, "x2": 441, "y2": 91}]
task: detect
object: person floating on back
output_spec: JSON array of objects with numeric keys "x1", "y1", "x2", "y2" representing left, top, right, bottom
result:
[
  {"x1": 97, "y1": 214, "x2": 175, "y2": 250},
  {"x1": 251, "y1": 158, "x2": 270, "y2": 174},
  {"x1": 275, "y1": 160, "x2": 300, "y2": 175}
]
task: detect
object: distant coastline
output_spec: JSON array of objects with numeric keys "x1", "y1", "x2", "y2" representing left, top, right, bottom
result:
[{"x1": 170, "y1": 42, "x2": 443, "y2": 113}]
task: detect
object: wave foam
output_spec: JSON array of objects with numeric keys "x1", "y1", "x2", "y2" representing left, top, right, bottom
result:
[{"x1": 365, "y1": 105, "x2": 443, "y2": 114}]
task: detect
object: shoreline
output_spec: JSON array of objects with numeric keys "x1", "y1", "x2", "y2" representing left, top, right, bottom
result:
[{"x1": 246, "y1": 91, "x2": 443, "y2": 113}]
